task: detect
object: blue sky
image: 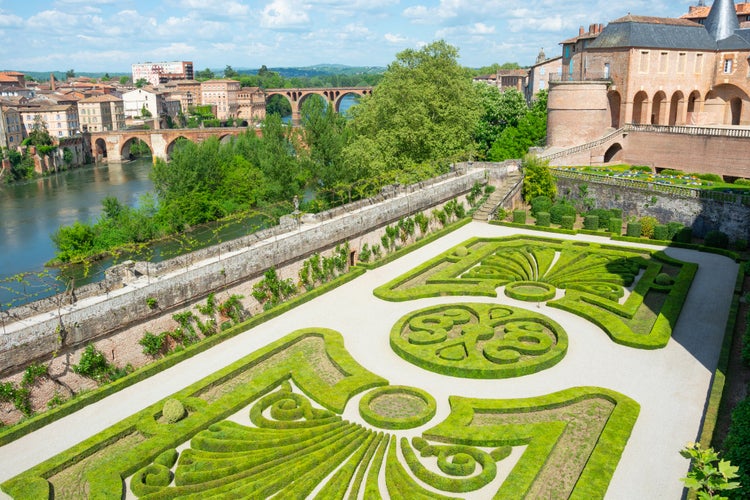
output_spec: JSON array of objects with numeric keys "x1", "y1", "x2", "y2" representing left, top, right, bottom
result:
[{"x1": 1, "y1": 0, "x2": 694, "y2": 72}]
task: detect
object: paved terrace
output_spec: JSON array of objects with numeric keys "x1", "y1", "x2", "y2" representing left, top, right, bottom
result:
[{"x1": 0, "y1": 222, "x2": 737, "y2": 499}]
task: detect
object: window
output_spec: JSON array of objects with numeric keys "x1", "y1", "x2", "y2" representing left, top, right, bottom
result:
[
  {"x1": 659, "y1": 52, "x2": 668, "y2": 73},
  {"x1": 723, "y1": 58, "x2": 733, "y2": 73},
  {"x1": 695, "y1": 53, "x2": 703, "y2": 73},
  {"x1": 639, "y1": 51, "x2": 650, "y2": 72},
  {"x1": 604, "y1": 63, "x2": 610, "y2": 79},
  {"x1": 678, "y1": 52, "x2": 686, "y2": 73}
]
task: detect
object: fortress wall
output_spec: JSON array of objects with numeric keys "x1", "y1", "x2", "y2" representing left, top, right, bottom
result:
[
  {"x1": 0, "y1": 164, "x2": 516, "y2": 375},
  {"x1": 556, "y1": 176, "x2": 750, "y2": 241}
]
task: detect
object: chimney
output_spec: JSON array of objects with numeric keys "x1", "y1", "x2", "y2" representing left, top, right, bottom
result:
[
  {"x1": 589, "y1": 24, "x2": 595, "y2": 34},
  {"x1": 579, "y1": 26, "x2": 585, "y2": 36},
  {"x1": 50, "y1": 73, "x2": 55, "y2": 91},
  {"x1": 598, "y1": 23, "x2": 604, "y2": 33}
]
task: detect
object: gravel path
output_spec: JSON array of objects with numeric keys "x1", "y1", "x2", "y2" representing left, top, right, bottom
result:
[{"x1": 0, "y1": 222, "x2": 737, "y2": 499}]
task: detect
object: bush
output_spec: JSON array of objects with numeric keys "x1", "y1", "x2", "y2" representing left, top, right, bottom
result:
[
  {"x1": 535, "y1": 212, "x2": 550, "y2": 227},
  {"x1": 453, "y1": 246, "x2": 468, "y2": 257},
  {"x1": 560, "y1": 215, "x2": 575, "y2": 230},
  {"x1": 359, "y1": 243, "x2": 371, "y2": 263},
  {"x1": 583, "y1": 215, "x2": 599, "y2": 231},
  {"x1": 512, "y1": 210, "x2": 526, "y2": 224},
  {"x1": 609, "y1": 208, "x2": 623, "y2": 219},
  {"x1": 654, "y1": 273, "x2": 673, "y2": 285},
  {"x1": 673, "y1": 226, "x2": 693, "y2": 243},
  {"x1": 21, "y1": 363, "x2": 48, "y2": 388},
  {"x1": 626, "y1": 222, "x2": 642, "y2": 238},
  {"x1": 73, "y1": 345, "x2": 111, "y2": 381},
  {"x1": 660, "y1": 169, "x2": 684, "y2": 176},
  {"x1": 666, "y1": 222, "x2": 684, "y2": 240},
  {"x1": 585, "y1": 209, "x2": 611, "y2": 229},
  {"x1": 549, "y1": 201, "x2": 577, "y2": 225},
  {"x1": 733, "y1": 239, "x2": 748, "y2": 252},
  {"x1": 695, "y1": 173, "x2": 723, "y2": 182},
  {"x1": 162, "y1": 398, "x2": 186, "y2": 424},
  {"x1": 139, "y1": 332, "x2": 166, "y2": 357},
  {"x1": 639, "y1": 216, "x2": 658, "y2": 239},
  {"x1": 653, "y1": 224, "x2": 668, "y2": 241},
  {"x1": 608, "y1": 217, "x2": 622, "y2": 235},
  {"x1": 530, "y1": 195, "x2": 553, "y2": 217},
  {"x1": 733, "y1": 178, "x2": 750, "y2": 186},
  {"x1": 704, "y1": 230, "x2": 729, "y2": 249},
  {"x1": 720, "y1": 398, "x2": 750, "y2": 499}
]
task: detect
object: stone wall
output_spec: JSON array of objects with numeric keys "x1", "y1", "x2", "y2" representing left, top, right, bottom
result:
[
  {"x1": 0, "y1": 163, "x2": 517, "y2": 375},
  {"x1": 555, "y1": 175, "x2": 750, "y2": 241}
]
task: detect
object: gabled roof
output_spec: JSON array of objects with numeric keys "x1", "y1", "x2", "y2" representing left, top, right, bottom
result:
[
  {"x1": 79, "y1": 94, "x2": 122, "y2": 103},
  {"x1": 587, "y1": 15, "x2": 721, "y2": 50}
]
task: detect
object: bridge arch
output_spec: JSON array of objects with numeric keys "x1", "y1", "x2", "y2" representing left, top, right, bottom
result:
[
  {"x1": 603, "y1": 142, "x2": 623, "y2": 163},
  {"x1": 166, "y1": 136, "x2": 190, "y2": 159},
  {"x1": 94, "y1": 138, "x2": 108, "y2": 161},
  {"x1": 121, "y1": 136, "x2": 153, "y2": 161},
  {"x1": 333, "y1": 90, "x2": 369, "y2": 114}
]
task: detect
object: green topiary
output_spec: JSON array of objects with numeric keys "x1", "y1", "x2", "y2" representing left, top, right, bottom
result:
[
  {"x1": 583, "y1": 215, "x2": 599, "y2": 231},
  {"x1": 512, "y1": 210, "x2": 527, "y2": 224},
  {"x1": 535, "y1": 212, "x2": 551, "y2": 227},
  {"x1": 626, "y1": 222, "x2": 642, "y2": 238},
  {"x1": 162, "y1": 398, "x2": 186, "y2": 424},
  {"x1": 704, "y1": 230, "x2": 729, "y2": 249},
  {"x1": 549, "y1": 201, "x2": 577, "y2": 225},
  {"x1": 639, "y1": 216, "x2": 658, "y2": 239},
  {"x1": 560, "y1": 215, "x2": 575, "y2": 230},
  {"x1": 608, "y1": 218, "x2": 622, "y2": 235},
  {"x1": 453, "y1": 246, "x2": 468, "y2": 257},
  {"x1": 585, "y1": 209, "x2": 611, "y2": 229},
  {"x1": 653, "y1": 224, "x2": 668, "y2": 241},
  {"x1": 609, "y1": 208, "x2": 623, "y2": 219},
  {"x1": 530, "y1": 195, "x2": 553, "y2": 217},
  {"x1": 673, "y1": 226, "x2": 692, "y2": 243},
  {"x1": 654, "y1": 273, "x2": 673, "y2": 286}
]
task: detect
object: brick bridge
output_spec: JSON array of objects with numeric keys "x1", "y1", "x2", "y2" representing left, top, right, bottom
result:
[
  {"x1": 88, "y1": 127, "x2": 255, "y2": 162},
  {"x1": 265, "y1": 87, "x2": 372, "y2": 124},
  {"x1": 539, "y1": 124, "x2": 750, "y2": 179}
]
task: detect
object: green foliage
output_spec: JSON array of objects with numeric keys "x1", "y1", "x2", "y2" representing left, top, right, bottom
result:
[
  {"x1": 549, "y1": 200, "x2": 576, "y2": 224},
  {"x1": 217, "y1": 294, "x2": 246, "y2": 324},
  {"x1": 359, "y1": 243, "x2": 372, "y2": 263},
  {"x1": 695, "y1": 173, "x2": 724, "y2": 182},
  {"x1": 561, "y1": 215, "x2": 575, "y2": 230},
  {"x1": 195, "y1": 293, "x2": 216, "y2": 316},
  {"x1": 488, "y1": 90, "x2": 547, "y2": 161},
  {"x1": 512, "y1": 209, "x2": 526, "y2": 224},
  {"x1": 72, "y1": 344, "x2": 112, "y2": 382},
  {"x1": 253, "y1": 268, "x2": 296, "y2": 309},
  {"x1": 724, "y1": 397, "x2": 750, "y2": 498},
  {"x1": 345, "y1": 40, "x2": 481, "y2": 172},
  {"x1": 146, "y1": 297, "x2": 158, "y2": 310},
  {"x1": 680, "y1": 442, "x2": 740, "y2": 499},
  {"x1": 733, "y1": 178, "x2": 750, "y2": 186},
  {"x1": 583, "y1": 215, "x2": 599, "y2": 231},
  {"x1": 358, "y1": 386, "x2": 436, "y2": 430},
  {"x1": 162, "y1": 398, "x2": 186, "y2": 424},
  {"x1": 530, "y1": 195, "x2": 553, "y2": 217},
  {"x1": 139, "y1": 331, "x2": 167, "y2": 357},
  {"x1": 21, "y1": 363, "x2": 48, "y2": 388},
  {"x1": 536, "y1": 212, "x2": 551, "y2": 227},
  {"x1": 653, "y1": 224, "x2": 669, "y2": 241},
  {"x1": 639, "y1": 216, "x2": 658, "y2": 239},
  {"x1": 626, "y1": 222, "x2": 642, "y2": 238},
  {"x1": 654, "y1": 273, "x2": 674, "y2": 286},
  {"x1": 704, "y1": 230, "x2": 729, "y2": 249},
  {"x1": 609, "y1": 218, "x2": 623, "y2": 235},
  {"x1": 521, "y1": 155, "x2": 556, "y2": 201}
]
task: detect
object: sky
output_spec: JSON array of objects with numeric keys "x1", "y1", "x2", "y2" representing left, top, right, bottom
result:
[{"x1": 0, "y1": 0, "x2": 695, "y2": 73}]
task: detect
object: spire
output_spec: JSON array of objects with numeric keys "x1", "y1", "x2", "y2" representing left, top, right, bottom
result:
[
  {"x1": 704, "y1": 0, "x2": 739, "y2": 41},
  {"x1": 536, "y1": 48, "x2": 547, "y2": 64}
]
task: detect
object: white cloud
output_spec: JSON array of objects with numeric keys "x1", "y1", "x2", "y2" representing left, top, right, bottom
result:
[
  {"x1": 384, "y1": 32, "x2": 408, "y2": 44},
  {"x1": 469, "y1": 22, "x2": 495, "y2": 35},
  {"x1": 0, "y1": 11, "x2": 22, "y2": 27},
  {"x1": 260, "y1": 0, "x2": 310, "y2": 29},
  {"x1": 27, "y1": 10, "x2": 80, "y2": 29}
]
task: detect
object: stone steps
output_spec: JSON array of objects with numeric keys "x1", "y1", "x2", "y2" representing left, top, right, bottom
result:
[{"x1": 472, "y1": 173, "x2": 523, "y2": 222}]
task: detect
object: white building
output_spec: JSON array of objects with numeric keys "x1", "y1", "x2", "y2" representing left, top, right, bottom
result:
[{"x1": 131, "y1": 61, "x2": 194, "y2": 87}]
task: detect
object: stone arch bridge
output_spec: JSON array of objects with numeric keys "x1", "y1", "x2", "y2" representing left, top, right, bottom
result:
[
  {"x1": 88, "y1": 127, "x2": 257, "y2": 162},
  {"x1": 264, "y1": 87, "x2": 372, "y2": 124}
]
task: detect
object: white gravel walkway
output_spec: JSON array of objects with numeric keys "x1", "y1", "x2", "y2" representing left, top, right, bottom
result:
[{"x1": 0, "y1": 222, "x2": 737, "y2": 499}]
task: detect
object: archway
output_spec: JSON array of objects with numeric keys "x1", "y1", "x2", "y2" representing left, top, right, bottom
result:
[
  {"x1": 652, "y1": 91, "x2": 667, "y2": 125},
  {"x1": 607, "y1": 90, "x2": 621, "y2": 128},
  {"x1": 687, "y1": 91, "x2": 702, "y2": 124},
  {"x1": 94, "y1": 138, "x2": 107, "y2": 160},
  {"x1": 603, "y1": 143, "x2": 623, "y2": 163},
  {"x1": 632, "y1": 91, "x2": 648, "y2": 124},
  {"x1": 265, "y1": 94, "x2": 293, "y2": 122},
  {"x1": 166, "y1": 136, "x2": 189, "y2": 159},
  {"x1": 334, "y1": 92, "x2": 365, "y2": 116},
  {"x1": 669, "y1": 91, "x2": 684, "y2": 126},
  {"x1": 121, "y1": 137, "x2": 152, "y2": 161},
  {"x1": 704, "y1": 84, "x2": 749, "y2": 125}
]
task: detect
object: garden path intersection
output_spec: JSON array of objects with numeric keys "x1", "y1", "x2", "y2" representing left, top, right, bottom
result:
[{"x1": 0, "y1": 222, "x2": 737, "y2": 499}]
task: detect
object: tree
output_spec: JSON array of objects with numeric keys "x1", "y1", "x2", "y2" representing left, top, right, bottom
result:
[
  {"x1": 680, "y1": 442, "x2": 740, "y2": 499},
  {"x1": 26, "y1": 115, "x2": 54, "y2": 147},
  {"x1": 135, "y1": 78, "x2": 148, "y2": 88},
  {"x1": 224, "y1": 65, "x2": 239, "y2": 78},
  {"x1": 140, "y1": 105, "x2": 152, "y2": 118},
  {"x1": 345, "y1": 40, "x2": 481, "y2": 174},
  {"x1": 119, "y1": 76, "x2": 129, "y2": 85},
  {"x1": 195, "y1": 68, "x2": 215, "y2": 80},
  {"x1": 521, "y1": 154, "x2": 556, "y2": 201},
  {"x1": 101, "y1": 73, "x2": 111, "y2": 82},
  {"x1": 65, "y1": 69, "x2": 75, "y2": 80}
]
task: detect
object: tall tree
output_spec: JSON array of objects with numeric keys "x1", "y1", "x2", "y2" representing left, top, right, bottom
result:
[
  {"x1": 224, "y1": 65, "x2": 239, "y2": 78},
  {"x1": 345, "y1": 40, "x2": 481, "y2": 174},
  {"x1": 195, "y1": 68, "x2": 215, "y2": 80},
  {"x1": 65, "y1": 69, "x2": 75, "y2": 80}
]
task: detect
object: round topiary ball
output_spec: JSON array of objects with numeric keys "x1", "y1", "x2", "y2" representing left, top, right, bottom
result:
[
  {"x1": 162, "y1": 398, "x2": 186, "y2": 424},
  {"x1": 453, "y1": 246, "x2": 468, "y2": 257},
  {"x1": 654, "y1": 273, "x2": 674, "y2": 286}
]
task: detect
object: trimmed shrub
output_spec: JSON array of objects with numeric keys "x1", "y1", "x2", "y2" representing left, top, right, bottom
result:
[
  {"x1": 653, "y1": 224, "x2": 668, "y2": 241},
  {"x1": 695, "y1": 173, "x2": 723, "y2": 182},
  {"x1": 583, "y1": 215, "x2": 599, "y2": 231},
  {"x1": 608, "y1": 218, "x2": 622, "y2": 235},
  {"x1": 639, "y1": 216, "x2": 658, "y2": 239},
  {"x1": 549, "y1": 202, "x2": 577, "y2": 225},
  {"x1": 654, "y1": 273, "x2": 673, "y2": 286},
  {"x1": 704, "y1": 230, "x2": 729, "y2": 249},
  {"x1": 512, "y1": 210, "x2": 526, "y2": 224},
  {"x1": 673, "y1": 226, "x2": 693, "y2": 243},
  {"x1": 666, "y1": 222, "x2": 684, "y2": 240},
  {"x1": 626, "y1": 222, "x2": 642, "y2": 238},
  {"x1": 530, "y1": 195, "x2": 553, "y2": 217},
  {"x1": 560, "y1": 215, "x2": 575, "y2": 230},
  {"x1": 733, "y1": 239, "x2": 748, "y2": 251},
  {"x1": 535, "y1": 212, "x2": 551, "y2": 227},
  {"x1": 585, "y1": 209, "x2": 611, "y2": 229},
  {"x1": 609, "y1": 208, "x2": 623, "y2": 219},
  {"x1": 723, "y1": 397, "x2": 750, "y2": 499},
  {"x1": 453, "y1": 246, "x2": 468, "y2": 257},
  {"x1": 733, "y1": 178, "x2": 750, "y2": 186},
  {"x1": 162, "y1": 398, "x2": 186, "y2": 424}
]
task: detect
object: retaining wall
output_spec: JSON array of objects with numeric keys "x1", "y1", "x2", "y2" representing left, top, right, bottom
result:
[{"x1": 0, "y1": 163, "x2": 517, "y2": 375}]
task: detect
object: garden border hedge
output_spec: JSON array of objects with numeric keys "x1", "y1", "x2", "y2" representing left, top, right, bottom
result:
[{"x1": 358, "y1": 385, "x2": 436, "y2": 430}]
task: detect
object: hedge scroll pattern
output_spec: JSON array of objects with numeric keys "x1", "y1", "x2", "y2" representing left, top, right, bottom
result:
[
  {"x1": 374, "y1": 235, "x2": 697, "y2": 349},
  {"x1": 2, "y1": 329, "x2": 638, "y2": 499},
  {"x1": 391, "y1": 303, "x2": 568, "y2": 378}
]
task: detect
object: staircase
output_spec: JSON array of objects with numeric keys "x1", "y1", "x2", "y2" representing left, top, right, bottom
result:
[{"x1": 472, "y1": 172, "x2": 523, "y2": 222}]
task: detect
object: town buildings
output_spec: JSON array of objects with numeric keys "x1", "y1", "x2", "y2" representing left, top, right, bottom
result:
[
  {"x1": 131, "y1": 61, "x2": 194, "y2": 87},
  {"x1": 547, "y1": 0, "x2": 750, "y2": 147},
  {"x1": 201, "y1": 79, "x2": 241, "y2": 121},
  {"x1": 78, "y1": 94, "x2": 125, "y2": 132}
]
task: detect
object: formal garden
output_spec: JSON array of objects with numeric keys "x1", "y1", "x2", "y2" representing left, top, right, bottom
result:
[{"x1": 1, "y1": 223, "x2": 741, "y2": 499}]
